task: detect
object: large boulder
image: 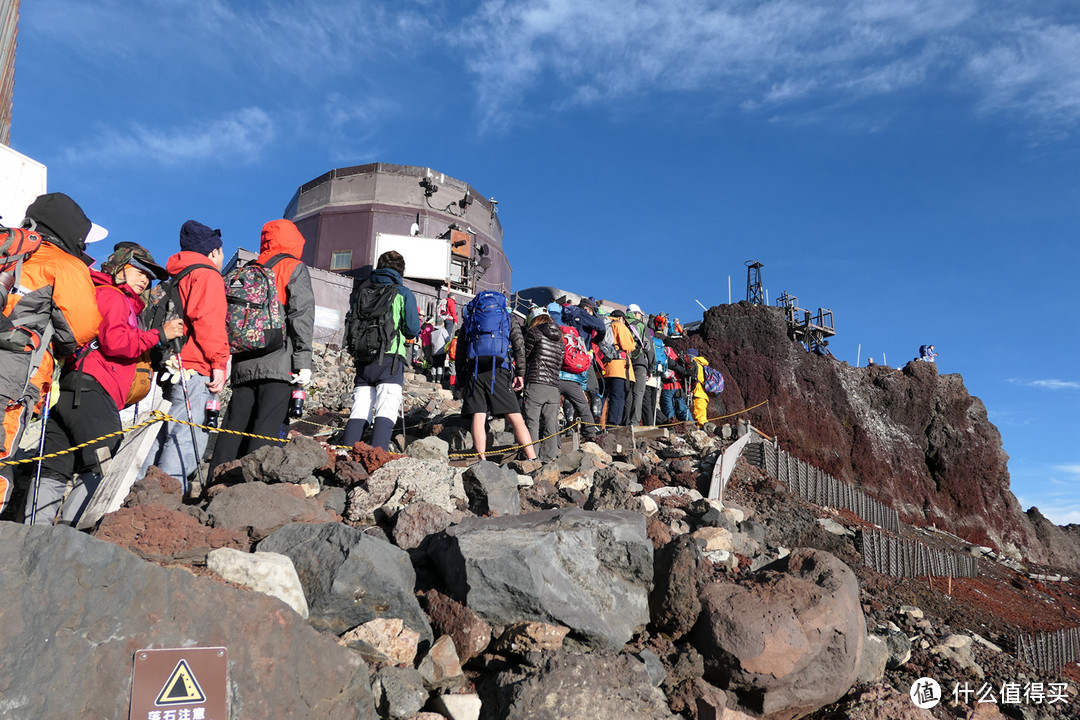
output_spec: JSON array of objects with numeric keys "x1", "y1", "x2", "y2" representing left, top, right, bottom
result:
[
  {"x1": 649, "y1": 534, "x2": 706, "y2": 640},
  {"x1": 462, "y1": 461, "x2": 521, "y2": 516},
  {"x1": 0, "y1": 523, "x2": 375, "y2": 719},
  {"x1": 258, "y1": 522, "x2": 432, "y2": 643},
  {"x1": 206, "y1": 482, "x2": 340, "y2": 541},
  {"x1": 691, "y1": 548, "x2": 864, "y2": 720},
  {"x1": 240, "y1": 435, "x2": 330, "y2": 484},
  {"x1": 429, "y1": 508, "x2": 652, "y2": 650},
  {"x1": 347, "y1": 457, "x2": 466, "y2": 524},
  {"x1": 483, "y1": 650, "x2": 678, "y2": 720},
  {"x1": 95, "y1": 503, "x2": 248, "y2": 561}
]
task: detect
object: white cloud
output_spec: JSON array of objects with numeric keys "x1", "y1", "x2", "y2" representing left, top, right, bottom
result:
[
  {"x1": 453, "y1": 0, "x2": 1080, "y2": 132},
  {"x1": 1006, "y1": 377, "x2": 1080, "y2": 390},
  {"x1": 65, "y1": 108, "x2": 275, "y2": 166},
  {"x1": 1052, "y1": 465, "x2": 1080, "y2": 477}
]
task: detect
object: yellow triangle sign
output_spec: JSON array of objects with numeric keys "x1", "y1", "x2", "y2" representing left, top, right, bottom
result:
[{"x1": 155, "y1": 659, "x2": 206, "y2": 706}]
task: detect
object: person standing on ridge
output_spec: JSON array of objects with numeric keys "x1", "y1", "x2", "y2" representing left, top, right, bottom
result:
[
  {"x1": 342, "y1": 251, "x2": 419, "y2": 451},
  {"x1": 0, "y1": 193, "x2": 103, "y2": 518},
  {"x1": 624, "y1": 303, "x2": 654, "y2": 426},
  {"x1": 26, "y1": 245, "x2": 182, "y2": 525},
  {"x1": 209, "y1": 219, "x2": 314, "y2": 478},
  {"x1": 602, "y1": 309, "x2": 636, "y2": 427},
  {"x1": 141, "y1": 220, "x2": 228, "y2": 492}
]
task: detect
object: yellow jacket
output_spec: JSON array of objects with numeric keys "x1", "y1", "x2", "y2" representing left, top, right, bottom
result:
[
  {"x1": 603, "y1": 318, "x2": 636, "y2": 382},
  {"x1": 691, "y1": 355, "x2": 710, "y2": 400}
]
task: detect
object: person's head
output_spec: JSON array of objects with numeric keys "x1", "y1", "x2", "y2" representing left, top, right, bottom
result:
[
  {"x1": 627, "y1": 303, "x2": 644, "y2": 320},
  {"x1": 529, "y1": 313, "x2": 554, "y2": 329},
  {"x1": 24, "y1": 192, "x2": 98, "y2": 265},
  {"x1": 101, "y1": 244, "x2": 168, "y2": 295},
  {"x1": 376, "y1": 250, "x2": 406, "y2": 276},
  {"x1": 610, "y1": 309, "x2": 626, "y2": 322},
  {"x1": 179, "y1": 220, "x2": 224, "y2": 269}
]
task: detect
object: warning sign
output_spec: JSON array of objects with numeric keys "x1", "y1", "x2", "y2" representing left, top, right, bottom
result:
[
  {"x1": 155, "y1": 659, "x2": 206, "y2": 705},
  {"x1": 130, "y1": 647, "x2": 227, "y2": 720}
]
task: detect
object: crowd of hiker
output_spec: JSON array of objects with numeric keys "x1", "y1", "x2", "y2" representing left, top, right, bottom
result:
[{"x1": 0, "y1": 191, "x2": 724, "y2": 527}]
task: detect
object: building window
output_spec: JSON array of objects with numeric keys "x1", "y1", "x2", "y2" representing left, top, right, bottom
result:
[{"x1": 329, "y1": 250, "x2": 352, "y2": 271}]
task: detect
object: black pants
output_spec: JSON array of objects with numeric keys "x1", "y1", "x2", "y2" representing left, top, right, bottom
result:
[
  {"x1": 40, "y1": 378, "x2": 123, "y2": 481},
  {"x1": 210, "y1": 380, "x2": 291, "y2": 475}
]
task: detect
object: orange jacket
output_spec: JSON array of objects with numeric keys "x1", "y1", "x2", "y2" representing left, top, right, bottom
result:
[
  {"x1": 258, "y1": 219, "x2": 305, "y2": 305},
  {"x1": 603, "y1": 318, "x2": 636, "y2": 383},
  {"x1": 0, "y1": 241, "x2": 101, "y2": 408},
  {"x1": 165, "y1": 251, "x2": 229, "y2": 376}
]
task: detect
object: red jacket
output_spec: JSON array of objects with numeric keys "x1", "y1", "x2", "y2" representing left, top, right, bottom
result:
[
  {"x1": 81, "y1": 270, "x2": 163, "y2": 410},
  {"x1": 166, "y1": 251, "x2": 229, "y2": 376}
]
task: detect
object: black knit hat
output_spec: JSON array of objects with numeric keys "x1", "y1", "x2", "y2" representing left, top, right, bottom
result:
[{"x1": 179, "y1": 220, "x2": 222, "y2": 256}]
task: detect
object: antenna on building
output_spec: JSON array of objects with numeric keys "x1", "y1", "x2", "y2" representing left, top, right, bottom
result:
[{"x1": 746, "y1": 260, "x2": 765, "y2": 305}]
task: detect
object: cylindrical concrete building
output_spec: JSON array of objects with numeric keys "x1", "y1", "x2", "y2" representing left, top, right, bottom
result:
[{"x1": 283, "y1": 163, "x2": 511, "y2": 317}]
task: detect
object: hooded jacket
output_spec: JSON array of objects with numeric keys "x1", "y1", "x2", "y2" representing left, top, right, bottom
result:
[
  {"x1": 0, "y1": 239, "x2": 101, "y2": 462},
  {"x1": 166, "y1": 251, "x2": 229, "y2": 377},
  {"x1": 80, "y1": 270, "x2": 163, "y2": 410},
  {"x1": 524, "y1": 321, "x2": 563, "y2": 387},
  {"x1": 602, "y1": 317, "x2": 636, "y2": 383},
  {"x1": 230, "y1": 220, "x2": 315, "y2": 384}
]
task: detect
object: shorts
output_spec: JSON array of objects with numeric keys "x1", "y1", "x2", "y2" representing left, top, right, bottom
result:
[{"x1": 461, "y1": 367, "x2": 521, "y2": 417}]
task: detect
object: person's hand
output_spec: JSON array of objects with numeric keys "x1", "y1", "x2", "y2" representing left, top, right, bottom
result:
[
  {"x1": 161, "y1": 318, "x2": 185, "y2": 341},
  {"x1": 159, "y1": 354, "x2": 182, "y2": 384},
  {"x1": 208, "y1": 368, "x2": 226, "y2": 393},
  {"x1": 291, "y1": 368, "x2": 312, "y2": 386},
  {"x1": 511, "y1": 375, "x2": 524, "y2": 392}
]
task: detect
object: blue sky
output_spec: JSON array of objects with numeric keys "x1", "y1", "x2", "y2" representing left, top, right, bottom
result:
[{"x1": 12, "y1": 1, "x2": 1080, "y2": 524}]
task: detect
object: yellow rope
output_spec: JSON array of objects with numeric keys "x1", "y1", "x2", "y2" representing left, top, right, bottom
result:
[{"x1": 1, "y1": 400, "x2": 771, "y2": 467}]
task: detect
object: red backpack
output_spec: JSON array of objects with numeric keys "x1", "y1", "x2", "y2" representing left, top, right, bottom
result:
[{"x1": 560, "y1": 325, "x2": 591, "y2": 373}]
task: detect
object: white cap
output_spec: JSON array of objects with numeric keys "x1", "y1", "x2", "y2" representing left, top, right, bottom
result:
[
  {"x1": 85, "y1": 222, "x2": 109, "y2": 244},
  {"x1": 627, "y1": 303, "x2": 643, "y2": 314}
]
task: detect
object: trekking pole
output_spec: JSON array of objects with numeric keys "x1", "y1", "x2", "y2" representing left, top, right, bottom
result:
[
  {"x1": 28, "y1": 389, "x2": 52, "y2": 524},
  {"x1": 399, "y1": 397, "x2": 408, "y2": 452},
  {"x1": 173, "y1": 353, "x2": 206, "y2": 495}
]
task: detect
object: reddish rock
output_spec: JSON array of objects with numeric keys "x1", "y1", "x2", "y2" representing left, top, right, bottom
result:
[
  {"x1": 639, "y1": 473, "x2": 665, "y2": 493},
  {"x1": 692, "y1": 548, "x2": 864, "y2": 720},
  {"x1": 646, "y1": 514, "x2": 674, "y2": 549},
  {"x1": 333, "y1": 459, "x2": 369, "y2": 487},
  {"x1": 95, "y1": 503, "x2": 248, "y2": 561},
  {"x1": 393, "y1": 502, "x2": 454, "y2": 550},
  {"x1": 421, "y1": 589, "x2": 492, "y2": 664},
  {"x1": 351, "y1": 442, "x2": 402, "y2": 474},
  {"x1": 122, "y1": 466, "x2": 183, "y2": 510},
  {"x1": 682, "y1": 303, "x2": 1042, "y2": 560}
]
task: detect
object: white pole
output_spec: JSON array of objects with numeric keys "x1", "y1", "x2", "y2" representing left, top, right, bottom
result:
[
  {"x1": 856, "y1": 344, "x2": 861, "y2": 367},
  {"x1": 765, "y1": 289, "x2": 769, "y2": 305},
  {"x1": 883, "y1": 352, "x2": 887, "y2": 367},
  {"x1": 727, "y1": 276, "x2": 731, "y2": 304}
]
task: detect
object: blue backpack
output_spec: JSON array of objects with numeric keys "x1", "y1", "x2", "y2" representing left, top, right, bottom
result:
[
  {"x1": 464, "y1": 291, "x2": 512, "y2": 386},
  {"x1": 653, "y1": 337, "x2": 668, "y2": 374}
]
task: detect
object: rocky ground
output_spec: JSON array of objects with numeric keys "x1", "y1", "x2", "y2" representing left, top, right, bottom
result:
[{"x1": 2, "y1": 347, "x2": 1080, "y2": 719}]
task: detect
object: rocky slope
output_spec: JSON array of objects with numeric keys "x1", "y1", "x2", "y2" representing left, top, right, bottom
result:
[
  {"x1": 681, "y1": 302, "x2": 1062, "y2": 566},
  {"x1": 2, "y1": 325, "x2": 1079, "y2": 720}
]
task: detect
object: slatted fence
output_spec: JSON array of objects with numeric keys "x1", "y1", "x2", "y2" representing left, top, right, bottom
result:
[
  {"x1": 860, "y1": 529, "x2": 979, "y2": 579},
  {"x1": 1016, "y1": 627, "x2": 1080, "y2": 672},
  {"x1": 744, "y1": 441, "x2": 901, "y2": 533}
]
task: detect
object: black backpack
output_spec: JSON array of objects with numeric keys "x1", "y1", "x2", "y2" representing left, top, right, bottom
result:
[
  {"x1": 344, "y1": 281, "x2": 400, "y2": 365},
  {"x1": 143, "y1": 263, "x2": 216, "y2": 372}
]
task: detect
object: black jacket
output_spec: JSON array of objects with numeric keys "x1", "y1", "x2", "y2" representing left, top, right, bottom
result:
[{"x1": 524, "y1": 322, "x2": 563, "y2": 387}]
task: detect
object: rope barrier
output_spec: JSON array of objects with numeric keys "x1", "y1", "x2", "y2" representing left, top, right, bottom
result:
[{"x1": 0, "y1": 399, "x2": 771, "y2": 467}]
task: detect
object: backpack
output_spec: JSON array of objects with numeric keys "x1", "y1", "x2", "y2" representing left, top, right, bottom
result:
[
  {"x1": 464, "y1": 291, "x2": 512, "y2": 387},
  {"x1": 625, "y1": 317, "x2": 647, "y2": 362},
  {"x1": 559, "y1": 325, "x2": 591, "y2": 374},
  {"x1": 701, "y1": 364, "x2": 724, "y2": 394},
  {"x1": 223, "y1": 254, "x2": 287, "y2": 358},
  {"x1": 143, "y1": 263, "x2": 217, "y2": 372},
  {"x1": 344, "y1": 280, "x2": 401, "y2": 365},
  {"x1": 653, "y1": 337, "x2": 668, "y2": 374},
  {"x1": 597, "y1": 316, "x2": 619, "y2": 363},
  {"x1": 0, "y1": 227, "x2": 44, "y2": 340}
]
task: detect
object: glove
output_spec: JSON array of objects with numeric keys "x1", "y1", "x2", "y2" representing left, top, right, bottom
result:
[
  {"x1": 159, "y1": 355, "x2": 182, "y2": 384},
  {"x1": 291, "y1": 368, "x2": 312, "y2": 386}
]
